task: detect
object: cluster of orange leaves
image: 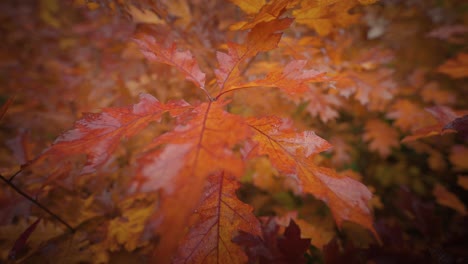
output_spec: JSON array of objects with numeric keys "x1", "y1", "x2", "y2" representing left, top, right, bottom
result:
[{"x1": 0, "y1": 0, "x2": 467, "y2": 263}]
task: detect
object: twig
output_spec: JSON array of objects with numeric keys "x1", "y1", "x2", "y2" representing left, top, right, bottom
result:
[{"x1": 0, "y1": 174, "x2": 75, "y2": 233}]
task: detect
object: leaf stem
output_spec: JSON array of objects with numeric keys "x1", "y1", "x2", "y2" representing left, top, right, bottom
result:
[{"x1": 0, "y1": 174, "x2": 75, "y2": 233}]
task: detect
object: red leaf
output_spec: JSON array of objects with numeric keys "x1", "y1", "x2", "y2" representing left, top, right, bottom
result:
[
  {"x1": 444, "y1": 115, "x2": 468, "y2": 139},
  {"x1": 0, "y1": 97, "x2": 14, "y2": 122},
  {"x1": 39, "y1": 93, "x2": 189, "y2": 174},
  {"x1": 277, "y1": 220, "x2": 311, "y2": 263},
  {"x1": 233, "y1": 217, "x2": 310, "y2": 264},
  {"x1": 8, "y1": 218, "x2": 41, "y2": 260}
]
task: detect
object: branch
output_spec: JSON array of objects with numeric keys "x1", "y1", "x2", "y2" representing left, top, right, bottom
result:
[{"x1": 0, "y1": 174, "x2": 75, "y2": 233}]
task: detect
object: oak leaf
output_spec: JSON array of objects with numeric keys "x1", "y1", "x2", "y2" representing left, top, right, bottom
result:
[
  {"x1": 174, "y1": 172, "x2": 261, "y2": 264},
  {"x1": 401, "y1": 106, "x2": 463, "y2": 142},
  {"x1": 134, "y1": 100, "x2": 251, "y2": 262},
  {"x1": 229, "y1": 60, "x2": 327, "y2": 95},
  {"x1": 363, "y1": 119, "x2": 399, "y2": 158},
  {"x1": 37, "y1": 93, "x2": 189, "y2": 174},
  {"x1": 134, "y1": 30, "x2": 208, "y2": 93},
  {"x1": 437, "y1": 53, "x2": 468, "y2": 78},
  {"x1": 215, "y1": 18, "x2": 293, "y2": 94},
  {"x1": 233, "y1": 217, "x2": 310, "y2": 264},
  {"x1": 246, "y1": 116, "x2": 376, "y2": 237},
  {"x1": 292, "y1": 0, "x2": 369, "y2": 36},
  {"x1": 230, "y1": 0, "x2": 294, "y2": 30}
]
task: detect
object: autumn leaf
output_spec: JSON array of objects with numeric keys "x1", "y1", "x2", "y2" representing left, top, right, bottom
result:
[
  {"x1": 386, "y1": 99, "x2": 431, "y2": 132},
  {"x1": 401, "y1": 106, "x2": 460, "y2": 142},
  {"x1": 134, "y1": 100, "x2": 251, "y2": 262},
  {"x1": 233, "y1": 216, "x2": 311, "y2": 264},
  {"x1": 105, "y1": 194, "x2": 156, "y2": 252},
  {"x1": 457, "y1": 176, "x2": 468, "y2": 190},
  {"x1": 363, "y1": 119, "x2": 399, "y2": 158},
  {"x1": 134, "y1": 29, "x2": 209, "y2": 94},
  {"x1": 226, "y1": 60, "x2": 327, "y2": 95},
  {"x1": 433, "y1": 184, "x2": 466, "y2": 215},
  {"x1": 229, "y1": 0, "x2": 266, "y2": 15},
  {"x1": 174, "y1": 172, "x2": 261, "y2": 264},
  {"x1": 0, "y1": 97, "x2": 13, "y2": 122},
  {"x1": 427, "y1": 24, "x2": 468, "y2": 44},
  {"x1": 215, "y1": 18, "x2": 293, "y2": 95},
  {"x1": 336, "y1": 69, "x2": 396, "y2": 111},
  {"x1": 230, "y1": 0, "x2": 294, "y2": 30},
  {"x1": 8, "y1": 218, "x2": 41, "y2": 260},
  {"x1": 246, "y1": 116, "x2": 377, "y2": 238},
  {"x1": 37, "y1": 93, "x2": 189, "y2": 174},
  {"x1": 437, "y1": 53, "x2": 468, "y2": 78},
  {"x1": 292, "y1": 0, "x2": 371, "y2": 36},
  {"x1": 444, "y1": 115, "x2": 468, "y2": 139},
  {"x1": 449, "y1": 145, "x2": 468, "y2": 171}
]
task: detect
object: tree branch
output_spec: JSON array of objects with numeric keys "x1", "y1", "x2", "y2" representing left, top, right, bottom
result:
[{"x1": 0, "y1": 174, "x2": 75, "y2": 233}]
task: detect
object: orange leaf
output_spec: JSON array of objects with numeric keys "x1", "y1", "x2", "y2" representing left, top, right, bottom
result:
[
  {"x1": 363, "y1": 119, "x2": 399, "y2": 158},
  {"x1": 135, "y1": 100, "x2": 251, "y2": 262},
  {"x1": 134, "y1": 30, "x2": 208, "y2": 93},
  {"x1": 386, "y1": 99, "x2": 431, "y2": 132},
  {"x1": 215, "y1": 18, "x2": 293, "y2": 94},
  {"x1": 231, "y1": 0, "x2": 295, "y2": 30},
  {"x1": 174, "y1": 172, "x2": 261, "y2": 263},
  {"x1": 433, "y1": 184, "x2": 466, "y2": 215},
  {"x1": 450, "y1": 145, "x2": 468, "y2": 170},
  {"x1": 39, "y1": 94, "x2": 189, "y2": 174},
  {"x1": 401, "y1": 106, "x2": 460, "y2": 142},
  {"x1": 293, "y1": 0, "x2": 365, "y2": 36},
  {"x1": 228, "y1": 0, "x2": 266, "y2": 15},
  {"x1": 437, "y1": 52, "x2": 468, "y2": 78},
  {"x1": 457, "y1": 176, "x2": 468, "y2": 191},
  {"x1": 228, "y1": 60, "x2": 327, "y2": 95},
  {"x1": 246, "y1": 116, "x2": 377, "y2": 238}
]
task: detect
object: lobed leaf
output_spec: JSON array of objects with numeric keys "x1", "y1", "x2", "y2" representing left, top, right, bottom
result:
[
  {"x1": 38, "y1": 93, "x2": 189, "y2": 174},
  {"x1": 174, "y1": 172, "x2": 261, "y2": 264},
  {"x1": 134, "y1": 31, "x2": 207, "y2": 91},
  {"x1": 134, "y1": 100, "x2": 251, "y2": 262},
  {"x1": 246, "y1": 116, "x2": 377, "y2": 237},
  {"x1": 363, "y1": 119, "x2": 399, "y2": 158},
  {"x1": 215, "y1": 18, "x2": 293, "y2": 94},
  {"x1": 226, "y1": 60, "x2": 327, "y2": 95}
]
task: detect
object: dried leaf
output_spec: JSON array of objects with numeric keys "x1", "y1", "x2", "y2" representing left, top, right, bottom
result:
[{"x1": 174, "y1": 172, "x2": 261, "y2": 264}]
